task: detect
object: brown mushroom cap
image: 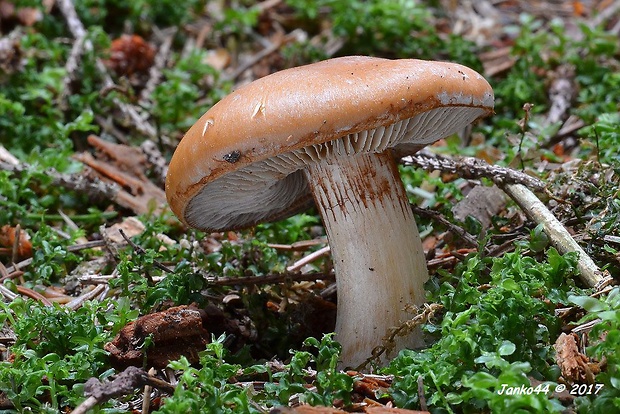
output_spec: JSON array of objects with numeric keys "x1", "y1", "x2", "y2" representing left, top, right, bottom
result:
[{"x1": 166, "y1": 56, "x2": 494, "y2": 231}]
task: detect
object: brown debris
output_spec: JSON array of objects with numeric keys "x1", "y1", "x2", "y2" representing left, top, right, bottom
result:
[
  {"x1": 555, "y1": 332, "x2": 601, "y2": 384},
  {"x1": 479, "y1": 47, "x2": 516, "y2": 78},
  {"x1": 74, "y1": 135, "x2": 167, "y2": 215},
  {"x1": 104, "y1": 216, "x2": 146, "y2": 246},
  {"x1": 0, "y1": 225, "x2": 32, "y2": 260},
  {"x1": 105, "y1": 305, "x2": 210, "y2": 369},
  {"x1": 105, "y1": 34, "x2": 155, "y2": 77}
]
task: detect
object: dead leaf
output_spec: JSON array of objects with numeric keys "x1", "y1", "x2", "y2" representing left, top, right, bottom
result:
[
  {"x1": 0, "y1": 1, "x2": 41, "y2": 29},
  {"x1": 104, "y1": 216, "x2": 146, "y2": 245},
  {"x1": 15, "y1": 6, "x2": 41, "y2": 26},
  {"x1": 205, "y1": 48, "x2": 231, "y2": 71},
  {"x1": 0, "y1": 225, "x2": 32, "y2": 259},
  {"x1": 452, "y1": 185, "x2": 507, "y2": 231}
]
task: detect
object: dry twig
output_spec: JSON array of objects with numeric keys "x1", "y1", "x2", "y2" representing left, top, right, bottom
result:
[
  {"x1": 73, "y1": 367, "x2": 175, "y2": 414},
  {"x1": 403, "y1": 150, "x2": 611, "y2": 288},
  {"x1": 204, "y1": 271, "x2": 334, "y2": 287},
  {"x1": 0, "y1": 145, "x2": 119, "y2": 204},
  {"x1": 139, "y1": 27, "x2": 177, "y2": 104},
  {"x1": 287, "y1": 245, "x2": 331, "y2": 272},
  {"x1": 402, "y1": 151, "x2": 546, "y2": 192},
  {"x1": 502, "y1": 183, "x2": 609, "y2": 288}
]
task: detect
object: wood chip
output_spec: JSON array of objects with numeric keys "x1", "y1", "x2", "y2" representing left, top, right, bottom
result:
[{"x1": 554, "y1": 332, "x2": 600, "y2": 384}]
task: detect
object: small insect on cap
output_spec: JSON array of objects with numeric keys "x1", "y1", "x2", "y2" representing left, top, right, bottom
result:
[{"x1": 165, "y1": 56, "x2": 494, "y2": 231}]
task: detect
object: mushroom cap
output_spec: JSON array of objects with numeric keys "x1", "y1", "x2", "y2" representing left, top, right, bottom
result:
[{"x1": 166, "y1": 56, "x2": 494, "y2": 231}]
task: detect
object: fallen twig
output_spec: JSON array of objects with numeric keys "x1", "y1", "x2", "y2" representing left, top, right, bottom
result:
[
  {"x1": 418, "y1": 374, "x2": 428, "y2": 411},
  {"x1": 64, "y1": 284, "x2": 107, "y2": 310},
  {"x1": 223, "y1": 29, "x2": 306, "y2": 82},
  {"x1": 362, "y1": 303, "x2": 443, "y2": 371},
  {"x1": 140, "y1": 140, "x2": 168, "y2": 188},
  {"x1": 410, "y1": 205, "x2": 479, "y2": 249},
  {"x1": 15, "y1": 285, "x2": 53, "y2": 306},
  {"x1": 204, "y1": 271, "x2": 334, "y2": 286},
  {"x1": 501, "y1": 183, "x2": 610, "y2": 289},
  {"x1": 0, "y1": 145, "x2": 119, "y2": 205},
  {"x1": 402, "y1": 151, "x2": 546, "y2": 192},
  {"x1": 73, "y1": 367, "x2": 175, "y2": 414},
  {"x1": 267, "y1": 238, "x2": 327, "y2": 251},
  {"x1": 142, "y1": 367, "x2": 158, "y2": 414},
  {"x1": 286, "y1": 245, "x2": 331, "y2": 272},
  {"x1": 119, "y1": 229, "x2": 173, "y2": 274}
]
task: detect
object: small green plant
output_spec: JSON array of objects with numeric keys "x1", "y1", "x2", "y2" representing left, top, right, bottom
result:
[
  {"x1": 151, "y1": 49, "x2": 228, "y2": 138},
  {"x1": 385, "y1": 247, "x2": 580, "y2": 411},
  {"x1": 153, "y1": 336, "x2": 250, "y2": 413},
  {"x1": 71, "y1": 0, "x2": 206, "y2": 33},
  {"x1": 285, "y1": 0, "x2": 479, "y2": 65},
  {"x1": 579, "y1": 112, "x2": 620, "y2": 164},
  {"x1": 461, "y1": 347, "x2": 564, "y2": 413},
  {"x1": 26, "y1": 224, "x2": 83, "y2": 284},
  {"x1": 255, "y1": 214, "x2": 321, "y2": 245},
  {"x1": 0, "y1": 298, "x2": 126, "y2": 411},
  {"x1": 155, "y1": 333, "x2": 350, "y2": 412}
]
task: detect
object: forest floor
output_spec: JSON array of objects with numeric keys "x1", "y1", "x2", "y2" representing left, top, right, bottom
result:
[{"x1": 1, "y1": 0, "x2": 620, "y2": 413}]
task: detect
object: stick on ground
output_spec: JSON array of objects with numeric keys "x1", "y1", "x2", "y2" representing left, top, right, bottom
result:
[{"x1": 501, "y1": 183, "x2": 609, "y2": 289}]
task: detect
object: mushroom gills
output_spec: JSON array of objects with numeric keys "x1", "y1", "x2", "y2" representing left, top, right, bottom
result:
[{"x1": 184, "y1": 105, "x2": 487, "y2": 232}]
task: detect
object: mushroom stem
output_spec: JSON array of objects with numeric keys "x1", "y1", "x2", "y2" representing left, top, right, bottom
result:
[{"x1": 304, "y1": 150, "x2": 428, "y2": 368}]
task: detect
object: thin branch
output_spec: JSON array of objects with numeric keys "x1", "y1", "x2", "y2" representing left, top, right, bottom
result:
[
  {"x1": 223, "y1": 29, "x2": 306, "y2": 82},
  {"x1": 286, "y1": 245, "x2": 331, "y2": 272},
  {"x1": 118, "y1": 229, "x2": 174, "y2": 274},
  {"x1": 410, "y1": 204, "x2": 479, "y2": 249},
  {"x1": 140, "y1": 140, "x2": 168, "y2": 188},
  {"x1": 0, "y1": 146, "x2": 119, "y2": 203},
  {"x1": 73, "y1": 367, "x2": 175, "y2": 414},
  {"x1": 139, "y1": 27, "x2": 177, "y2": 104},
  {"x1": 203, "y1": 271, "x2": 334, "y2": 286},
  {"x1": 502, "y1": 183, "x2": 610, "y2": 289},
  {"x1": 64, "y1": 284, "x2": 107, "y2": 310},
  {"x1": 401, "y1": 150, "x2": 546, "y2": 192}
]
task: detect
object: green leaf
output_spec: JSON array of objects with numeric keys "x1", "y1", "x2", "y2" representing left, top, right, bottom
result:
[
  {"x1": 498, "y1": 341, "x2": 516, "y2": 356},
  {"x1": 569, "y1": 295, "x2": 608, "y2": 312}
]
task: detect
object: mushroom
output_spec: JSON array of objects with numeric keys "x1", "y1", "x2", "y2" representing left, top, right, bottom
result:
[{"x1": 166, "y1": 56, "x2": 494, "y2": 368}]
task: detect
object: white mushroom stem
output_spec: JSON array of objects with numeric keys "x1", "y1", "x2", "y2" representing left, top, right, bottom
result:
[{"x1": 304, "y1": 150, "x2": 428, "y2": 368}]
